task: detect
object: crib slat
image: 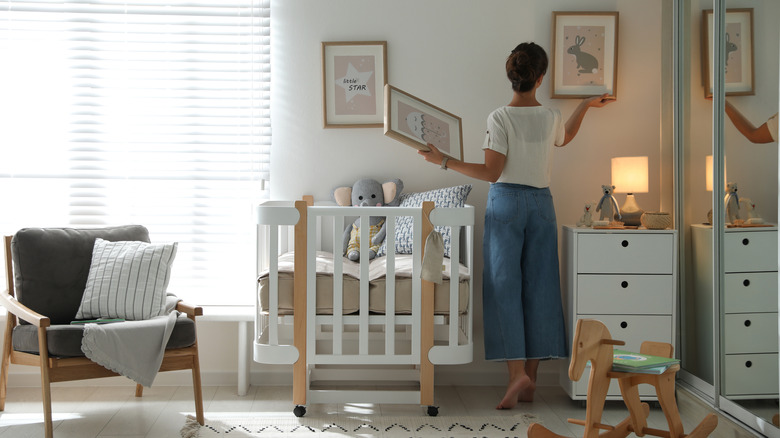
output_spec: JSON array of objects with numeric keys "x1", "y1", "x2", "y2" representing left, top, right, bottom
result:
[
  {"x1": 385, "y1": 213, "x2": 396, "y2": 355},
  {"x1": 269, "y1": 226, "x2": 279, "y2": 345},
  {"x1": 359, "y1": 215, "x2": 370, "y2": 356},
  {"x1": 449, "y1": 225, "x2": 460, "y2": 346},
  {"x1": 332, "y1": 216, "x2": 344, "y2": 356}
]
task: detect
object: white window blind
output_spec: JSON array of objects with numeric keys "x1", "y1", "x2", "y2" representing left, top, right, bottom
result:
[{"x1": 0, "y1": 0, "x2": 270, "y2": 306}]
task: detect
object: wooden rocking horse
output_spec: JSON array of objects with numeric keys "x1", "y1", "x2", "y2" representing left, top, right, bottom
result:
[{"x1": 528, "y1": 319, "x2": 718, "y2": 438}]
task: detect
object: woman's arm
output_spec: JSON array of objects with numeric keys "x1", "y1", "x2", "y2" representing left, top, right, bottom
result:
[
  {"x1": 418, "y1": 144, "x2": 506, "y2": 183},
  {"x1": 561, "y1": 94, "x2": 615, "y2": 146},
  {"x1": 724, "y1": 100, "x2": 774, "y2": 144}
]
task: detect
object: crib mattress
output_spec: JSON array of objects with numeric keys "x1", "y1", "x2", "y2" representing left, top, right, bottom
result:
[{"x1": 258, "y1": 251, "x2": 470, "y2": 315}]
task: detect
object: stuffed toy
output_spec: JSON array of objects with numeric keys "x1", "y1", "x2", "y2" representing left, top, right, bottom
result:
[
  {"x1": 724, "y1": 182, "x2": 740, "y2": 224},
  {"x1": 333, "y1": 178, "x2": 404, "y2": 261},
  {"x1": 576, "y1": 201, "x2": 595, "y2": 227},
  {"x1": 740, "y1": 197, "x2": 764, "y2": 224},
  {"x1": 595, "y1": 185, "x2": 621, "y2": 222}
]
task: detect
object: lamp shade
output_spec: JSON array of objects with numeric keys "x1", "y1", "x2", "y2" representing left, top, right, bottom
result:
[
  {"x1": 611, "y1": 156, "x2": 649, "y2": 194},
  {"x1": 705, "y1": 155, "x2": 726, "y2": 192}
]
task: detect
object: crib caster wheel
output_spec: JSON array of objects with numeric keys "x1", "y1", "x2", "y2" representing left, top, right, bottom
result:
[
  {"x1": 293, "y1": 405, "x2": 306, "y2": 417},
  {"x1": 426, "y1": 406, "x2": 438, "y2": 416}
]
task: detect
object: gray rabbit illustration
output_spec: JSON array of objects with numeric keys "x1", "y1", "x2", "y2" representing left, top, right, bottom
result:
[
  {"x1": 725, "y1": 33, "x2": 737, "y2": 66},
  {"x1": 567, "y1": 35, "x2": 599, "y2": 74}
]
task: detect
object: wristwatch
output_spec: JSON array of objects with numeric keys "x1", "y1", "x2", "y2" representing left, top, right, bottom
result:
[{"x1": 440, "y1": 156, "x2": 449, "y2": 170}]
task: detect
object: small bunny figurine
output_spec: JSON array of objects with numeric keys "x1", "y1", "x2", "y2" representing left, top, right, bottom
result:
[
  {"x1": 740, "y1": 198, "x2": 765, "y2": 224},
  {"x1": 576, "y1": 201, "x2": 594, "y2": 227},
  {"x1": 567, "y1": 35, "x2": 599, "y2": 74}
]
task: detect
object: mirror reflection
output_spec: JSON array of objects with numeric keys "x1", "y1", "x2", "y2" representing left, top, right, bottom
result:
[{"x1": 680, "y1": 0, "x2": 779, "y2": 429}]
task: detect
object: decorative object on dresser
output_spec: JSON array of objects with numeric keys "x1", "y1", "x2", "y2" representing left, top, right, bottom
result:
[
  {"x1": 611, "y1": 156, "x2": 649, "y2": 226},
  {"x1": 640, "y1": 212, "x2": 672, "y2": 230},
  {"x1": 560, "y1": 225, "x2": 678, "y2": 400},
  {"x1": 595, "y1": 184, "x2": 620, "y2": 222},
  {"x1": 576, "y1": 201, "x2": 595, "y2": 227}
]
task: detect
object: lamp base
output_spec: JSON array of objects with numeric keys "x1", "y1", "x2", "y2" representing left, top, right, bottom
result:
[{"x1": 618, "y1": 193, "x2": 644, "y2": 227}]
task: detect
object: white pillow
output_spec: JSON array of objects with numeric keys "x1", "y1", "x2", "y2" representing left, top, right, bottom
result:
[
  {"x1": 75, "y1": 238, "x2": 178, "y2": 321},
  {"x1": 378, "y1": 184, "x2": 472, "y2": 258}
]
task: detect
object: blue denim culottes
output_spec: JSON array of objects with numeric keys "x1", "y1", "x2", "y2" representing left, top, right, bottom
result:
[{"x1": 482, "y1": 183, "x2": 568, "y2": 361}]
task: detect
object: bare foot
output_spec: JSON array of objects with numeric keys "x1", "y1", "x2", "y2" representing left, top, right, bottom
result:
[
  {"x1": 517, "y1": 379, "x2": 536, "y2": 402},
  {"x1": 496, "y1": 375, "x2": 531, "y2": 410}
]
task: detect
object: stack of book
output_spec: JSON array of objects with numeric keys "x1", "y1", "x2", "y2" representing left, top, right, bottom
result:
[{"x1": 612, "y1": 349, "x2": 680, "y2": 374}]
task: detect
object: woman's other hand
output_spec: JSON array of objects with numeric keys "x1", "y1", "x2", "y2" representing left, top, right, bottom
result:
[
  {"x1": 418, "y1": 143, "x2": 445, "y2": 165},
  {"x1": 585, "y1": 93, "x2": 616, "y2": 108}
]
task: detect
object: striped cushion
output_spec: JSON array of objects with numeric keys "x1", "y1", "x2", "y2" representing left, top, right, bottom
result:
[
  {"x1": 377, "y1": 184, "x2": 472, "y2": 258},
  {"x1": 75, "y1": 239, "x2": 177, "y2": 321}
]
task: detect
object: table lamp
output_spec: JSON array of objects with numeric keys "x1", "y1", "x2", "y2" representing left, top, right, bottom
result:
[{"x1": 611, "y1": 156, "x2": 648, "y2": 226}]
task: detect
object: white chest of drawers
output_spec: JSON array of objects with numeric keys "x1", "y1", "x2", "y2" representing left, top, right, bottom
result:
[
  {"x1": 560, "y1": 226, "x2": 678, "y2": 400},
  {"x1": 690, "y1": 224, "x2": 778, "y2": 399}
]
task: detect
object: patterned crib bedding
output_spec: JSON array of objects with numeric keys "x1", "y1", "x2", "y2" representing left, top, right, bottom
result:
[{"x1": 258, "y1": 251, "x2": 470, "y2": 315}]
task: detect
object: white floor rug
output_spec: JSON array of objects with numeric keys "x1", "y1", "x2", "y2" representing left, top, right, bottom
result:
[{"x1": 181, "y1": 412, "x2": 540, "y2": 437}]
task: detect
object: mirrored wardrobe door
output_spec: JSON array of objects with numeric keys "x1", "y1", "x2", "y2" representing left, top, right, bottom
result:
[
  {"x1": 679, "y1": 0, "x2": 717, "y2": 401},
  {"x1": 718, "y1": 0, "x2": 779, "y2": 431}
]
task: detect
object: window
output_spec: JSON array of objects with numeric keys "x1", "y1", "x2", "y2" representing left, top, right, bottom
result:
[{"x1": 0, "y1": 0, "x2": 270, "y2": 306}]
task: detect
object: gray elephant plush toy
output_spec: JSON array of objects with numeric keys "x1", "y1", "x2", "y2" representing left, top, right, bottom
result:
[{"x1": 333, "y1": 178, "x2": 404, "y2": 261}]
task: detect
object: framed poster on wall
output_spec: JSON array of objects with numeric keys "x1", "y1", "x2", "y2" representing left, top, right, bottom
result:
[
  {"x1": 322, "y1": 41, "x2": 387, "y2": 128},
  {"x1": 702, "y1": 9, "x2": 754, "y2": 97},
  {"x1": 551, "y1": 11, "x2": 619, "y2": 99}
]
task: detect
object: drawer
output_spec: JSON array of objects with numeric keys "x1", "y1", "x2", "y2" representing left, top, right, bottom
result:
[
  {"x1": 574, "y1": 315, "x2": 672, "y2": 352},
  {"x1": 577, "y1": 275, "x2": 673, "y2": 315},
  {"x1": 723, "y1": 353, "x2": 779, "y2": 397},
  {"x1": 723, "y1": 313, "x2": 779, "y2": 354},
  {"x1": 576, "y1": 233, "x2": 674, "y2": 274},
  {"x1": 723, "y1": 272, "x2": 778, "y2": 313},
  {"x1": 724, "y1": 231, "x2": 777, "y2": 273}
]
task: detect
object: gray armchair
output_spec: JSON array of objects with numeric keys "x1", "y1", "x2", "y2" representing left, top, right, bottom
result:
[{"x1": 1, "y1": 225, "x2": 204, "y2": 438}]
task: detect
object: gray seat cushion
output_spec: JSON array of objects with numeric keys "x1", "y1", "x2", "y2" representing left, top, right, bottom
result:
[
  {"x1": 12, "y1": 315, "x2": 197, "y2": 358},
  {"x1": 11, "y1": 225, "x2": 150, "y2": 325}
]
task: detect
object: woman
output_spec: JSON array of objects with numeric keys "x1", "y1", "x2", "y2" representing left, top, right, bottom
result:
[{"x1": 419, "y1": 42, "x2": 614, "y2": 409}]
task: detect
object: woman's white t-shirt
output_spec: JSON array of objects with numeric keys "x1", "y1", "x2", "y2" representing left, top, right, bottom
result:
[
  {"x1": 768, "y1": 113, "x2": 778, "y2": 142},
  {"x1": 481, "y1": 106, "x2": 566, "y2": 188}
]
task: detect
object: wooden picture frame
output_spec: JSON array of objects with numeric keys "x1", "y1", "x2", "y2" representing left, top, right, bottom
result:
[
  {"x1": 551, "y1": 11, "x2": 619, "y2": 99},
  {"x1": 702, "y1": 9, "x2": 754, "y2": 97},
  {"x1": 322, "y1": 41, "x2": 387, "y2": 128},
  {"x1": 383, "y1": 84, "x2": 463, "y2": 161}
]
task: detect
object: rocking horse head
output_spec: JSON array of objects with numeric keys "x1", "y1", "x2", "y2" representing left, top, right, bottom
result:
[{"x1": 568, "y1": 319, "x2": 616, "y2": 382}]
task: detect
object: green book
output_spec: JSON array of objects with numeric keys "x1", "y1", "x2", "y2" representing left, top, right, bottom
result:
[
  {"x1": 70, "y1": 318, "x2": 125, "y2": 325},
  {"x1": 612, "y1": 349, "x2": 679, "y2": 370}
]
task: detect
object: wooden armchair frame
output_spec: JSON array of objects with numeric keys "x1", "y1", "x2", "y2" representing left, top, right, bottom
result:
[
  {"x1": 0, "y1": 235, "x2": 204, "y2": 438},
  {"x1": 528, "y1": 318, "x2": 718, "y2": 438}
]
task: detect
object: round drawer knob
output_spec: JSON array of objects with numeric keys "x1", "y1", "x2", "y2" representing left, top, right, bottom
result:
[
  {"x1": 621, "y1": 281, "x2": 629, "y2": 288},
  {"x1": 745, "y1": 361, "x2": 753, "y2": 368},
  {"x1": 744, "y1": 320, "x2": 752, "y2": 327},
  {"x1": 621, "y1": 240, "x2": 629, "y2": 248},
  {"x1": 742, "y1": 238, "x2": 750, "y2": 246},
  {"x1": 743, "y1": 279, "x2": 750, "y2": 287},
  {"x1": 620, "y1": 321, "x2": 628, "y2": 329}
]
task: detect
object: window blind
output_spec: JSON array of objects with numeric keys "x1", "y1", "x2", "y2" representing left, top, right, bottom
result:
[{"x1": 0, "y1": 0, "x2": 270, "y2": 305}]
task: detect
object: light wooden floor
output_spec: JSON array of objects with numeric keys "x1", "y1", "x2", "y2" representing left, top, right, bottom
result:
[{"x1": 0, "y1": 384, "x2": 758, "y2": 437}]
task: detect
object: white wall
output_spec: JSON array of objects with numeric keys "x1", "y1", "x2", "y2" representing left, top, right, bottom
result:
[{"x1": 266, "y1": 0, "x2": 667, "y2": 387}]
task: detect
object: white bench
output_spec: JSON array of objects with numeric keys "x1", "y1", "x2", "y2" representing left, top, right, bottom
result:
[{"x1": 199, "y1": 305, "x2": 255, "y2": 396}]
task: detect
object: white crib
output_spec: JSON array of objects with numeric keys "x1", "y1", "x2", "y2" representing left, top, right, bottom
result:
[{"x1": 254, "y1": 197, "x2": 474, "y2": 416}]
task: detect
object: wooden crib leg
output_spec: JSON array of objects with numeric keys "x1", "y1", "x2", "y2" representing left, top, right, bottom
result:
[{"x1": 420, "y1": 201, "x2": 435, "y2": 408}]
